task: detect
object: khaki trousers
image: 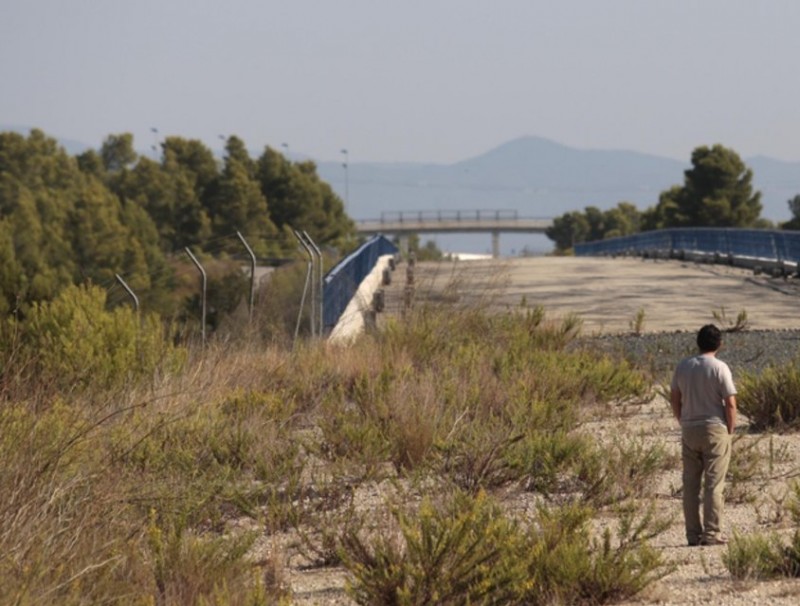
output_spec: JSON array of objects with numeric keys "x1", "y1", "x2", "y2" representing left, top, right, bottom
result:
[{"x1": 681, "y1": 423, "x2": 731, "y2": 544}]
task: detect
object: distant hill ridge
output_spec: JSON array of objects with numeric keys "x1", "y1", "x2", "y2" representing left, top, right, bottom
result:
[
  {"x1": 3, "y1": 126, "x2": 798, "y2": 223},
  {"x1": 315, "y1": 136, "x2": 800, "y2": 224}
]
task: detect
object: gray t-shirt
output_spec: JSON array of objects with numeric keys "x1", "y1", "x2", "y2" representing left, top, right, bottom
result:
[{"x1": 671, "y1": 354, "x2": 737, "y2": 427}]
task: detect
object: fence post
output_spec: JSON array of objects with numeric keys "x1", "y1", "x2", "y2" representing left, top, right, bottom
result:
[
  {"x1": 185, "y1": 247, "x2": 207, "y2": 347},
  {"x1": 236, "y1": 231, "x2": 257, "y2": 323},
  {"x1": 115, "y1": 274, "x2": 139, "y2": 312},
  {"x1": 302, "y1": 231, "x2": 324, "y2": 337},
  {"x1": 293, "y1": 231, "x2": 315, "y2": 344}
]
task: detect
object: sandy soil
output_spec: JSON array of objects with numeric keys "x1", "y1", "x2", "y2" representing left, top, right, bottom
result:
[
  {"x1": 389, "y1": 256, "x2": 800, "y2": 335},
  {"x1": 286, "y1": 398, "x2": 800, "y2": 605},
  {"x1": 283, "y1": 257, "x2": 800, "y2": 604}
]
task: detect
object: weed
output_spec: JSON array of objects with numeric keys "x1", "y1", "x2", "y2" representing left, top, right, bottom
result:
[
  {"x1": 787, "y1": 481, "x2": 800, "y2": 526},
  {"x1": 577, "y1": 436, "x2": 674, "y2": 505},
  {"x1": 5, "y1": 284, "x2": 185, "y2": 394},
  {"x1": 739, "y1": 361, "x2": 800, "y2": 431},
  {"x1": 0, "y1": 274, "x2": 682, "y2": 603},
  {"x1": 146, "y1": 508, "x2": 284, "y2": 604},
  {"x1": 722, "y1": 534, "x2": 786, "y2": 580},
  {"x1": 727, "y1": 435, "x2": 790, "y2": 505},
  {"x1": 724, "y1": 482, "x2": 800, "y2": 580},
  {"x1": 339, "y1": 490, "x2": 673, "y2": 605},
  {"x1": 712, "y1": 306, "x2": 749, "y2": 332},
  {"x1": 339, "y1": 489, "x2": 526, "y2": 605},
  {"x1": 520, "y1": 501, "x2": 673, "y2": 605},
  {"x1": 629, "y1": 307, "x2": 646, "y2": 335}
]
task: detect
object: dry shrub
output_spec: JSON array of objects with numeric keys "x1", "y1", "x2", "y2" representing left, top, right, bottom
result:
[
  {"x1": 739, "y1": 360, "x2": 800, "y2": 432},
  {"x1": 724, "y1": 531, "x2": 800, "y2": 580},
  {"x1": 0, "y1": 343, "x2": 301, "y2": 604},
  {"x1": 339, "y1": 490, "x2": 526, "y2": 605},
  {"x1": 0, "y1": 284, "x2": 185, "y2": 397},
  {"x1": 339, "y1": 490, "x2": 672, "y2": 605},
  {"x1": 0, "y1": 265, "x2": 668, "y2": 604}
]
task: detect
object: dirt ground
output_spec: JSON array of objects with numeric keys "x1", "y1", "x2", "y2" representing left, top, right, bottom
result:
[
  {"x1": 284, "y1": 256, "x2": 800, "y2": 605},
  {"x1": 383, "y1": 256, "x2": 800, "y2": 335}
]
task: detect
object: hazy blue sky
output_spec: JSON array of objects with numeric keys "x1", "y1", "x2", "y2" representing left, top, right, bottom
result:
[{"x1": 3, "y1": 0, "x2": 800, "y2": 164}]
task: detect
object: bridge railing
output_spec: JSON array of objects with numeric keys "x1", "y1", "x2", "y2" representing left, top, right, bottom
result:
[
  {"x1": 323, "y1": 234, "x2": 398, "y2": 332},
  {"x1": 376, "y1": 209, "x2": 520, "y2": 223},
  {"x1": 574, "y1": 227, "x2": 800, "y2": 270}
]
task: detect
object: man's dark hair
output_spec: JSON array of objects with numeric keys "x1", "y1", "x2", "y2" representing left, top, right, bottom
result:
[{"x1": 697, "y1": 324, "x2": 722, "y2": 353}]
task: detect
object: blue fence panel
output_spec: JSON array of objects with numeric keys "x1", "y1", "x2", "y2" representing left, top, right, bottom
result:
[
  {"x1": 323, "y1": 235, "x2": 398, "y2": 332},
  {"x1": 575, "y1": 228, "x2": 800, "y2": 264}
]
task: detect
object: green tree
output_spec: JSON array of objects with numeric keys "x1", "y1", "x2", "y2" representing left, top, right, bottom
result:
[
  {"x1": 547, "y1": 202, "x2": 643, "y2": 251},
  {"x1": 0, "y1": 129, "x2": 170, "y2": 315},
  {"x1": 111, "y1": 155, "x2": 211, "y2": 251},
  {"x1": 255, "y1": 147, "x2": 355, "y2": 248},
  {"x1": 69, "y1": 179, "x2": 130, "y2": 284},
  {"x1": 545, "y1": 211, "x2": 590, "y2": 253},
  {"x1": 75, "y1": 148, "x2": 104, "y2": 177},
  {"x1": 603, "y1": 202, "x2": 641, "y2": 238},
  {"x1": 210, "y1": 144, "x2": 278, "y2": 256},
  {"x1": 0, "y1": 131, "x2": 79, "y2": 308},
  {"x1": 0, "y1": 219, "x2": 23, "y2": 314},
  {"x1": 781, "y1": 194, "x2": 800, "y2": 230},
  {"x1": 100, "y1": 133, "x2": 138, "y2": 172},
  {"x1": 584, "y1": 206, "x2": 605, "y2": 241},
  {"x1": 402, "y1": 233, "x2": 444, "y2": 261},
  {"x1": 646, "y1": 145, "x2": 762, "y2": 228},
  {"x1": 641, "y1": 186, "x2": 681, "y2": 231},
  {"x1": 161, "y1": 137, "x2": 219, "y2": 200}
]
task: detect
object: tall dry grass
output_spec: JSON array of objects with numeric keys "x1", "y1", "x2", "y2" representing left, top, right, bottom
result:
[{"x1": 0, "y1": 278, "x2": 672, "y2": 604}]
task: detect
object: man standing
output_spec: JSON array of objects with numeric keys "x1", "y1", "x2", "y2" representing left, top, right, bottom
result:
[{"x1": 670, "y1": 324, "x2": 737, "y2": 547}]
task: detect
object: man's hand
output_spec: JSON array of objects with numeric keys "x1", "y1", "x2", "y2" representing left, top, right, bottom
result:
[
  {"x1": 725, "y1": 395, "x2": 737, "y2": 434},
  {"x1": 670, "y1": 387, "x2": 682, "y2": 423}
]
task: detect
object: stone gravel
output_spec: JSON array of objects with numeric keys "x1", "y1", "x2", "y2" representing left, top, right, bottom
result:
[{"x1": 578, "y1": 328, "x2": 800, "y2": 380}]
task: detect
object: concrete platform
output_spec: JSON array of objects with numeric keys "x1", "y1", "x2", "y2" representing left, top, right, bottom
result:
[{"x1": 378, "y1": 256, "x2": 800, "y2": 335}]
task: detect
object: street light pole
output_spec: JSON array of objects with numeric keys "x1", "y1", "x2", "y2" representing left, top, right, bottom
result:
[{"x1": 341, "y1": 148, "x2": 349, "y2": 210}]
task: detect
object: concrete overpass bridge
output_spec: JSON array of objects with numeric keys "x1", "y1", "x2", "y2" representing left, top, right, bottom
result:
[{"x1": 355, "y1": 210, "x2": 553, "y2": 257}]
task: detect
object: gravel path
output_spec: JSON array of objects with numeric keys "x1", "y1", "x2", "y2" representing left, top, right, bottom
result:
[{"x1": 579, "y1": 328, "x2": 800, "y2": 379}]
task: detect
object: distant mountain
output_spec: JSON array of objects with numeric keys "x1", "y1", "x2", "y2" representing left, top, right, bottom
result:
[
  {"x1": 3, "y1": 126, "x2": 797, "y2": 224},
  {"x1": 316, "y1": 136, "x2": 800, "y2": 224}
]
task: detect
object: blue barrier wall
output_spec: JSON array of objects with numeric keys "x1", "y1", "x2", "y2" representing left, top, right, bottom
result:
[
  {"x1": 323, "y1": 235, "x2": 398, "y2": 332},
  {"x1": 574, "y1": 228, "x2": 800, "y2": 263}
]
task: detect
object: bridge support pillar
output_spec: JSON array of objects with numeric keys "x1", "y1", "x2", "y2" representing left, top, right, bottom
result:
[
  {"x1": 491, "y1": 231, "x2": 500, "y2": 259},
  {"x1": 398, "y1": 234, "x2": 410, "y2": 259}
]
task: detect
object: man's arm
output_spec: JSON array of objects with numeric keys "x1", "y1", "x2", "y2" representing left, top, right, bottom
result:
[
  {"x1": 670, "y1": 387, "x2": 682, "y2": 422},
  {"x1": 724, "y1": 395, "x2": 737, "y2": 434}
]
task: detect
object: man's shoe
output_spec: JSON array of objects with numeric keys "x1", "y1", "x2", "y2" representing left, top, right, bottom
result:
[{"x1": 700, "y1": 536, "x2": 728, "y2": 546}]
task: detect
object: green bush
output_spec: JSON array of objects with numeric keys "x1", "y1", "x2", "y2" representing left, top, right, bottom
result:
[
  {"x1": 339, "y1": 491, "x2": 672, "y2": 605},
  {"x1": 146, "y1": 508, "x2": 284, "y2": 605},
  {"x1": 3, "y1": 283, "x2": 185, "y2": 392},
  {"x1": 339, "y1": 490, "x2": 527, "y2": 605},
  {"x1": 724, "y1": 531, "x2": 800, "y2": 580},
  {"x1": 0, "y1": 400, "x2": 139, "y2": 604},
  {"x1": 521, "y1": 502, "x2": 672, "y2": 605},
  {"x1": 0, "y1": 279, "x2": 677, "y2": 604},
  {"x1": 509, "y1": 429, "x2": 591, "y2": 495},
  {"x1": 576, "y1": 436, "x2": 673, "y2": 505},
  {"x1": 107, "y1": 389, "x2": 305, "y2": 527},
  {"x1": 738, "y1": 360, "x2": 800, "y2": 431},
  {"x1": 724, "y1": 481, "x2": 800, "y2": 580}
]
